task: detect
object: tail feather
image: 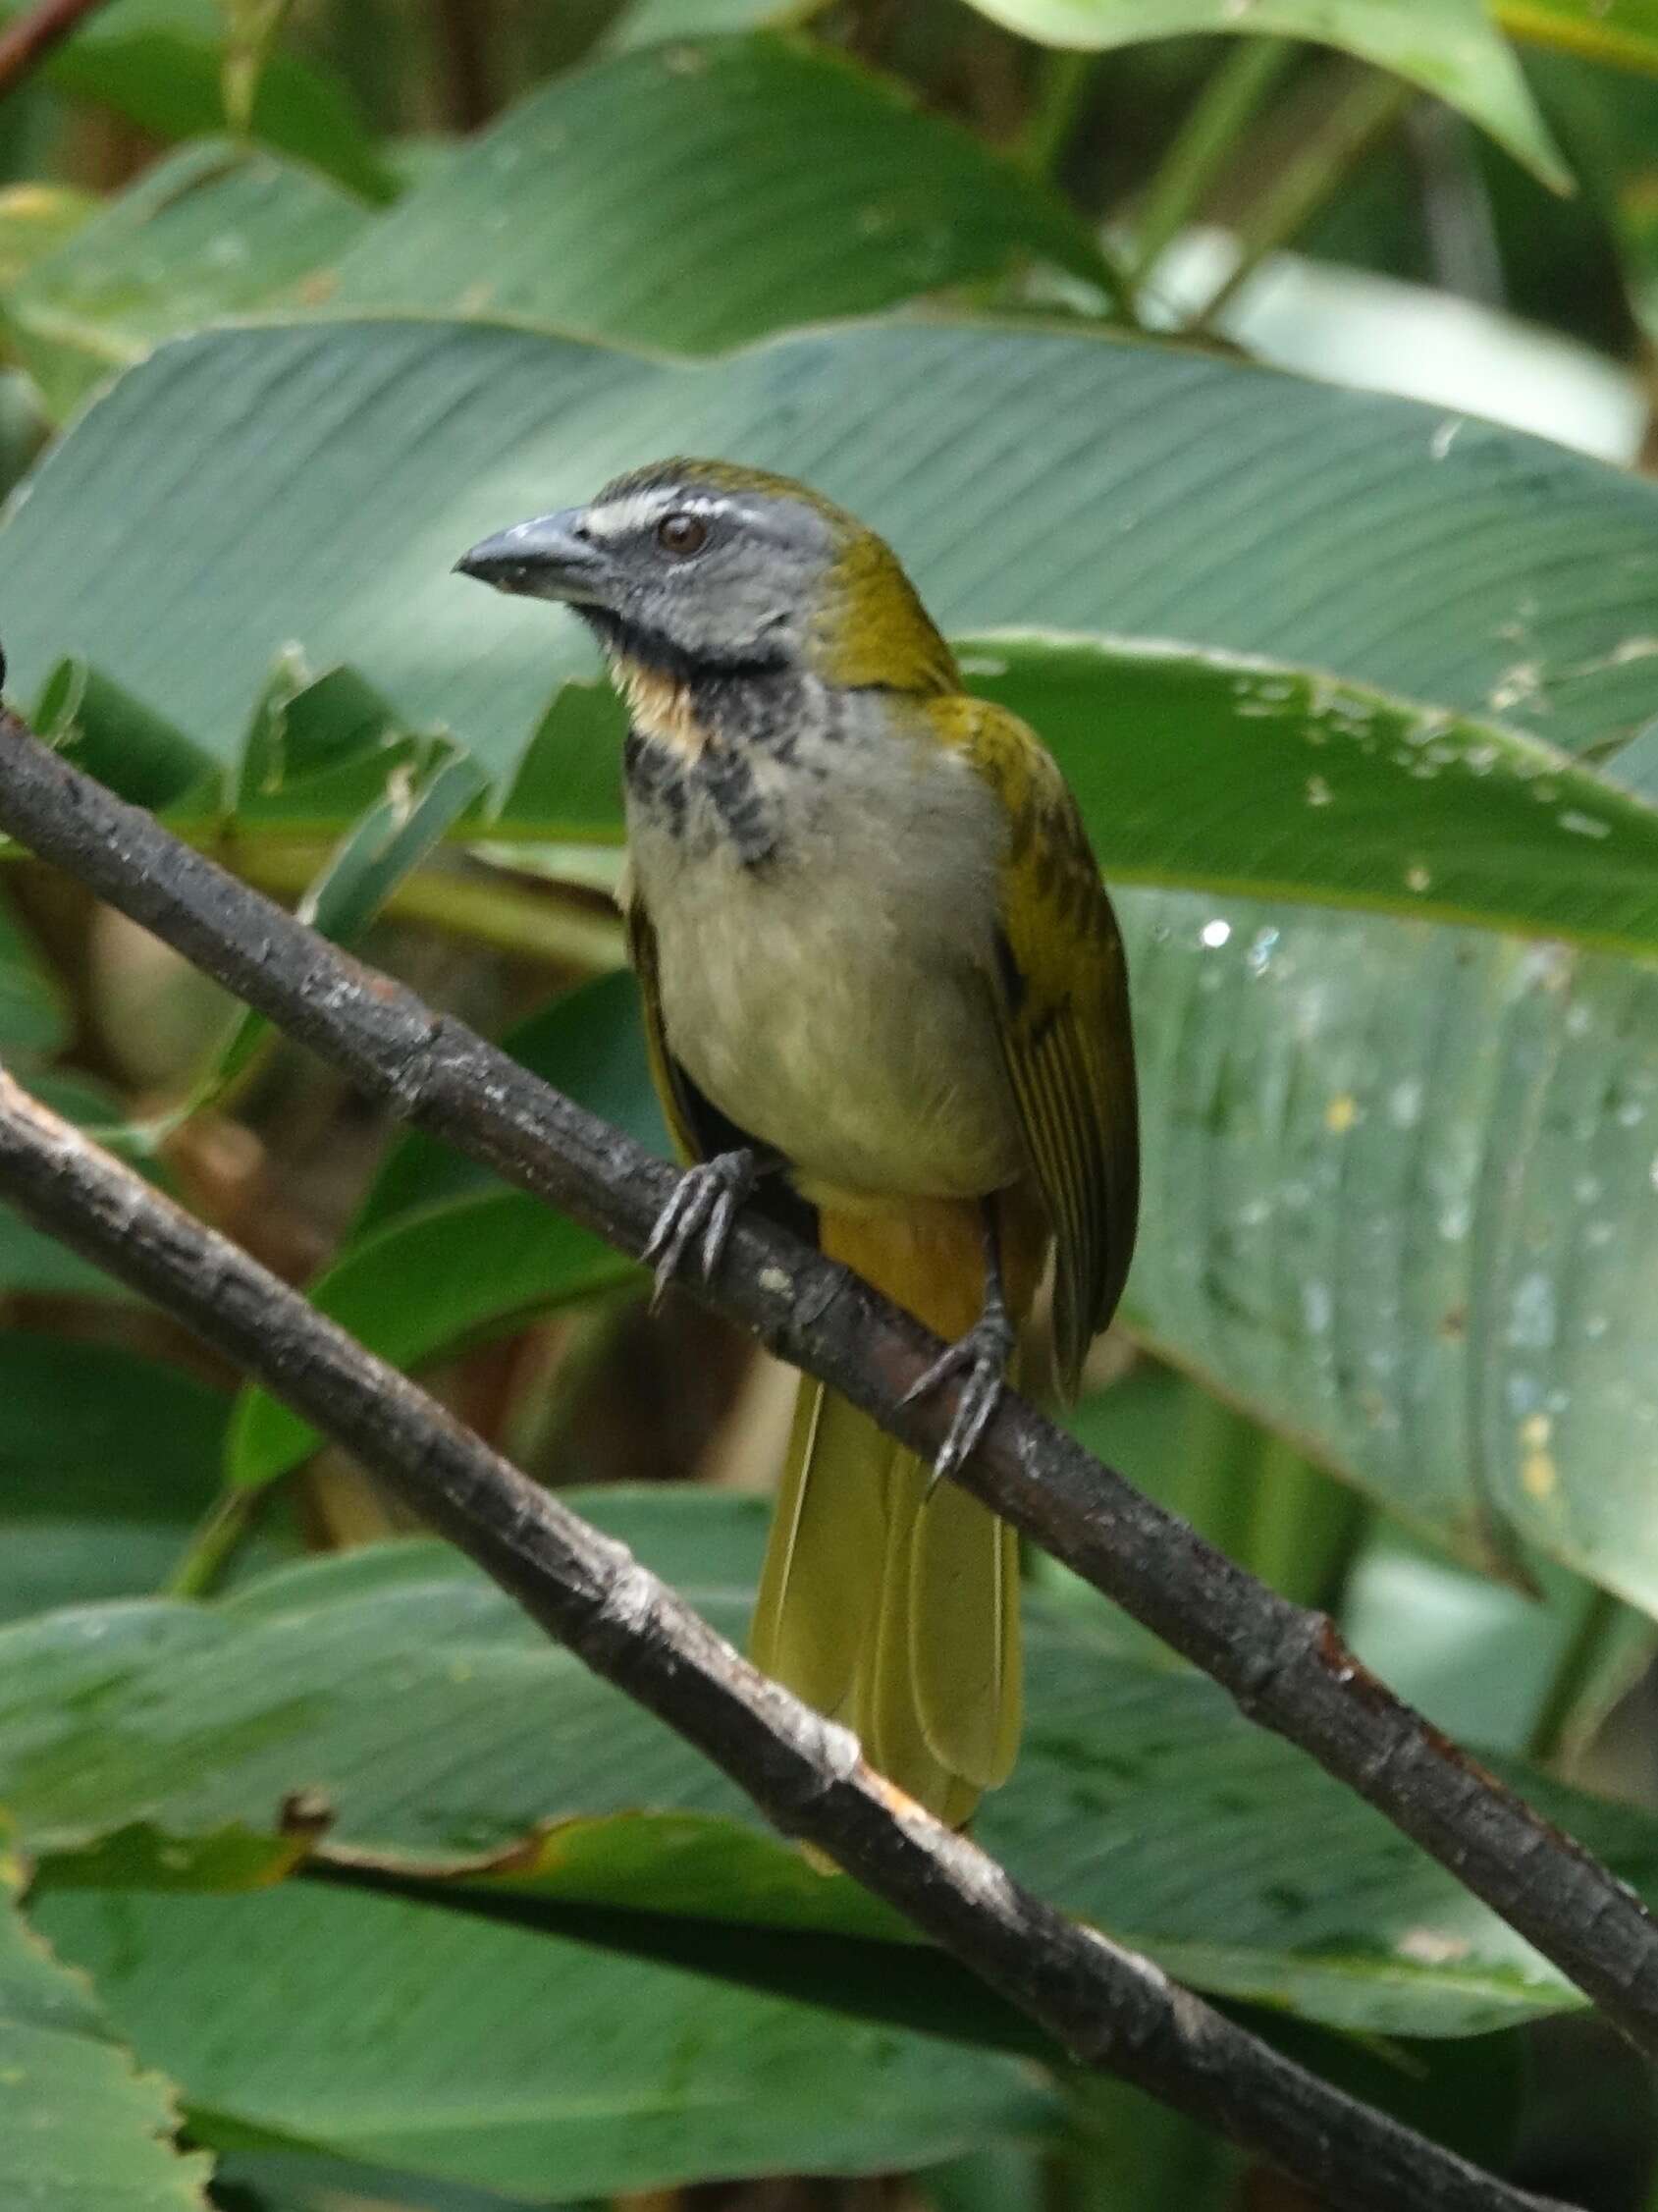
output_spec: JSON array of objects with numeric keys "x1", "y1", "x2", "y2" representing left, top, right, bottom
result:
[
  {"x1": 910, "y1": 1468, "x2": 1021, "y2": 1792},
  {"x1": 751, "y1": 1379, "x2": 884, "y2": 1722},
  {"x1": 751, "y1": 1374, "x2": 1020, "y2": 1827}
]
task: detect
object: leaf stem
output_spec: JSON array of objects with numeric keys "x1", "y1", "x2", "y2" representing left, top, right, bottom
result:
[
  {"x1": 1131, "y1": 35, "x2": 1294, "y2": 284},
  {"x1": 164, "y1": 1484, "x2": 264, "y2": 1599},
  {"x1": 1495, "y1": 2, "x2": 1658, "y2": 77},
  {"x1": 1526, "y1": 1584, "x2": 1625, "y2": 1766},
  {"x1": 1187, "y1": 67, "x2": 1416, "y2": 332},
  {"x1": 1016, "y1": 47, "x2": 1097, "y2": 180}
]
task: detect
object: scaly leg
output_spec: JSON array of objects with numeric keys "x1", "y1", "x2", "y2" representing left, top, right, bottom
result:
[
  {"x1": 642, "y1": 1147, "x2": 780, "y2": 1309},
  {"x1": 900, "y1": 1198, "x2": 1016, "y2": 1486}
]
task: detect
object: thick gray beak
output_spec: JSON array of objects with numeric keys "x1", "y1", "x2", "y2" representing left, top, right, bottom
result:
[{"x1": 454, "y1": 510, "x2": 608, "y2": 603}]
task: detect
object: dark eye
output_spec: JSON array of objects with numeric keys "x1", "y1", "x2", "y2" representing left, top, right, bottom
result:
[{"x1": 657, "y1": 511, "x2": 708, "y2": 557}]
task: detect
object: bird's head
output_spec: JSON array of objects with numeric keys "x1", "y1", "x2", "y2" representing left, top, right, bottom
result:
[{"x1": 456, "y1": 459, "x2": 955, "y2": 696}]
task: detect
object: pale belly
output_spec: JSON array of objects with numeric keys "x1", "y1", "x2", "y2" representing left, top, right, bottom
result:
[{"x1": 630, "y1": 772, "x2": 1025, "y2": 1206}]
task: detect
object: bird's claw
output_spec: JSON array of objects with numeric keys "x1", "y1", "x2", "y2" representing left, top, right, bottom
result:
[
  {"x1": 642, "y1": 1149, "x2": 758, "y2": 1309},
  {"x1": 902, "y1": 1308, "x2": 1017, "y2": 1490}
]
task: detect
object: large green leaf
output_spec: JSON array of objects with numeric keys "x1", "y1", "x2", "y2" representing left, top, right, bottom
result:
[
  {"x1": 327, "y1": 35, "x2": 1119, "y2": 346},
  {"x1": 0, "y1": 0, "x2": 393, "y2": 199},
  {"x1": 5, "y1": 140, "x2": 369, "y2": 421},
  {"x1": 12, "y1": 1491, "x2": 1658, "y2": 2040},
  {"x1": 0, "y1": 1336, "x2": 245, "y2": 1623},
  {"x1": 968, "y1": 634, "x2": 1658, "y2": 956},
  {"x1": 0, "y1": 1861, "x2": 209, "y2": 2210},
  {"x1": 28, "y1": 1879, "x2": 1057, "y2": 2197},
  {"x1": 950, "y1": 0, "x2": 1567, "y2": 188},
  {"x1": 6, "y1": 318, "x2": 1654, "y2": 782},
  {"x1": 7, "y1": 315, "x2": 1658, "y2": 1602}
]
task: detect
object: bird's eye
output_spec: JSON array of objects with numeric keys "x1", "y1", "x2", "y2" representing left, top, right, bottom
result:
[{"x1": 656, "y1": 511, "x2": 708, "y2": 557}]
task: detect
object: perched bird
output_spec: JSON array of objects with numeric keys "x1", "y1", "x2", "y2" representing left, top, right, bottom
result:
[{"x1": 458, "y1": 462, "x2": 1138, "y2": 1825}]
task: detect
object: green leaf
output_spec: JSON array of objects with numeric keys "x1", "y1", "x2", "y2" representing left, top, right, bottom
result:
[
  {"x1": 231, "y1": 658, "x2": 423, "y2": 822},
  {"x1": 1056, "y1": 2076, "x2": 1244, "y2": 2212},
  {"x1": 487, "y1": 679, "x2": 630, "y2": 843},
  {"x1": 0, "y1": 906, "x2": 138, "y2": 1299},
  {"x1": 12, "y1": 1491, "x2": 1658, "y2": 2040},
  {"x1": 223, "y1": 1196, "x2": 634, "y2": 1487},
  {"x1": 0, "y1": 0, "x2": 395, "y2": 200},
  {"x1": 326, "y1": 35, "x2": 1121, "y2": 346},
  {"x1": 6, "y1": 140, "x2": 370, "y2": 422},
  {"x1": 354, "y1": 969, "x2": 669, "y2": 1235},
  {"x1": 30, "y1": 1879, "x2": 1056, "y2": 2197},
  {"x1": 0, "y1": 892, "x2": 65, "y2": 1061},
  {"x1": 0, "y1": 1336, "x2": 257, "y2": 1624},
  {"x1": 950, "y1": 0, "x2": 1570, "y2": 189},
  {"x1": 969, "y1": 633, "x2": 1658, "y2": 960},
  {"x1": 0, "y1": 1859, "x2": 210, "y2": 2210},
  {"x1": 0, "y1": 183, "x2": 98, "y2": 290},
  {"x1": 186, "y1": 714, "x2": 487, "y2": 1111},
  {"x1": 7, "y1": 315, "x2": 1655, "y2": 784},
  {"x1": 225, "y1": 969, "x2": 663, "y2": 1489},
  {"x1": 92, "y1": 656, "x2": 492, "y2": 1140},
  {"x1": 10, "y1": 316, "x2": 1658, "y2": 1600},
  {"x1": 32, "y1": 659, "x2": 219, "y2": 815}
]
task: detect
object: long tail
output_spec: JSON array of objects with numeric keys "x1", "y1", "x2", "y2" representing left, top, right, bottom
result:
[{"x1": 750, "y1": 1194, "x2": 1034, "y2": 1826}]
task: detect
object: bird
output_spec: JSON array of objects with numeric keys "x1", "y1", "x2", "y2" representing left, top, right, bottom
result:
[{"x1": 457, "y1": 460, "x2": 1138, "y2": 1827}]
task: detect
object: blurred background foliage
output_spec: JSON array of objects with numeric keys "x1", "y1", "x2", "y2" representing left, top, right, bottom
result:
[{"x1": 6, "y1": 0, "x2": 1658, "y2": 2207}]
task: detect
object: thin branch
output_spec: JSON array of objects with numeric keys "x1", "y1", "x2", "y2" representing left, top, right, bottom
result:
[
  {"x1": 1, "y1": 706, "x2": 1656, "y2": 2068},
  {"x1": 0, "y1": 0, "x2": 114, "y2": 100},
  {"x1": 0, "y1": 1065, "x2": 1573, "y2": 2212}
]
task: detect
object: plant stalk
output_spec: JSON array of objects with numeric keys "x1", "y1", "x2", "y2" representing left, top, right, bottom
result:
[
  {"x1": 1131, "y1": 34, "x2": 1294, "y2": 284},
  {"x1": 1188, "y1": 67, "x2": 1416, "y2": 332}
]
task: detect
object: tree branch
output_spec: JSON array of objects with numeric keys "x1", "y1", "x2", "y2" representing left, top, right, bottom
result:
[
  {"x1": 0, "y1": 704, "x2": 1654, "y2": 2067},
  {"x1": 0, "y1": 1064, "x2": 1573, "y2": 2212},
  {"x1": 0, "y1": 0, "x2": 114, "y2": 99}
]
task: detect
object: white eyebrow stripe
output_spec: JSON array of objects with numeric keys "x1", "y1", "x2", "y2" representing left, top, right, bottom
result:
[{"x1": 586, "y1": 489, "x2": 736, "y2": 539}]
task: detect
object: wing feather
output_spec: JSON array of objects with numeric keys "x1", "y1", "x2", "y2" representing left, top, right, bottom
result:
[
  {"x1": 940, "y1": 697, "x2": 1139, "y2": 1391},
  {"x1": 624, "y1": 895, "x2": 716, "y2": 1164}
]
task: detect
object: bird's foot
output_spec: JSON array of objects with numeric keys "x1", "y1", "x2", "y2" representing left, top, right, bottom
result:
[
  {"x1": 642, "y1": 1149, "x2": 759, "y2": 1309},
  {"x1": 902, "y1": 1305, "x2": 1017, "y2": 1489}
]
